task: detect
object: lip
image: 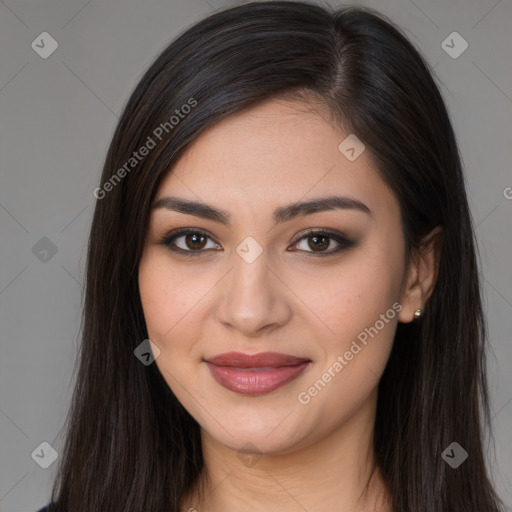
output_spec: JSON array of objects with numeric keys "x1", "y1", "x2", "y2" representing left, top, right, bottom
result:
[
  {"x1": 205, "y1": 352, "x2": 311, "y2": 395},
  {"x1": 206, "y1": 351, "x2": 309, "y2": 368}
]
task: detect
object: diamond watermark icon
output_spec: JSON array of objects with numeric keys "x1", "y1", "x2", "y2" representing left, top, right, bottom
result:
[
  {"x1": 441, "y1": 441, "x2": 468, "y2": 468},
  {"x1": 134, "y1": 339, "x2": 161, "y2": 365},
  {"x1": 441, "y1": 32, "x2": 468, "y2": 59},
  {"x1": 31, "y1": 441, "x2": 58, "y2": 469},
  {"x1": 236, "y1": 236, "x2": 263, "y2": 264},
  {"x1": 237, "y1": 442, "x2": 262, "y2": 467},
  {"x1": 32, "y1": 237, "x2": 58, "y2": 263},
  {"x1": 338, "y1": 134, "x2": 365, "y2": 161},
  {"x1": 31, "y1": 32, "x2": 59, "y2": 59}
]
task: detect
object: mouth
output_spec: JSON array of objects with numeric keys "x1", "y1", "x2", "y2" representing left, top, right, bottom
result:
[{"x1": 204, "y1": 352, "x2": 311, "y2": 395}]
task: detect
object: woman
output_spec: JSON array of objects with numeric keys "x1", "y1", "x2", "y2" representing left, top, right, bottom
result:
[{"x1": 37, "y1": 1, "x2": 506, "y2": 511}]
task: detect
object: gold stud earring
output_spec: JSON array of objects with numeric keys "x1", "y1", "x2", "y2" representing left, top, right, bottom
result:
[{"x1": 414, "y1": 308, "x2": 423, "y2": 319}]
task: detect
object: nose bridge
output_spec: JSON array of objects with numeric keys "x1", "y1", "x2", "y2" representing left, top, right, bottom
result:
[
  {"x1": 229, "y1": 237, "x2": 273, "y2": 309},
  {"x1": 217, "y1": 236, "x2": 289, "y2": 334}
]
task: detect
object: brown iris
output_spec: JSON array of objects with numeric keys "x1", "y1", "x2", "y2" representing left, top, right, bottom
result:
[
  {"x1": 185, "y1": 233, "x2": 207, "y2": 250},
  {"x1": 308, "y1": 234, "x2": 329, "y2": 251}
]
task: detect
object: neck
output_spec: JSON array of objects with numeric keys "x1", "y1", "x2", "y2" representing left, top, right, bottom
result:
[{"x1": 180, "y1": 389, "x2": 391, "y2": 512}]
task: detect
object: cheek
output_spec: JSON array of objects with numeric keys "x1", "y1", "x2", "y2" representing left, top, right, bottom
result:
[
  {"x1": 310, "y1": 240, "x2": 404, "y2": 407},
  {"x1": 288, "y1": 241, "x2": 405, "y2": 353},
  {"x1": 296, "y1": 275, "x2": 399, "y2": 428},
  {"x1": 138, "y1": 250, "x2": 204, "y2": 355},
  {"x1": 138, "y1": 252, "x2": 210, "y2": 408}
]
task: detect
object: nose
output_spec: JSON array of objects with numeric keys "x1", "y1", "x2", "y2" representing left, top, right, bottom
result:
[{"x1": 216, "y1": 246, "x2": 292, "y2": 337}]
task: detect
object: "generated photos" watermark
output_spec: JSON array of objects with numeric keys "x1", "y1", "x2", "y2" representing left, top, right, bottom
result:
[
  {"x1": 93, "y1": 97, "x2": 197, "y2": 200},
  {"x1": 298, "y1": 301, "x2": 402, "y2": 404}
]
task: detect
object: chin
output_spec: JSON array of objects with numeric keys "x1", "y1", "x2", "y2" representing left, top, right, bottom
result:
[{"x1": 201, "y1": 410, "x2": 316, "y2": 455}]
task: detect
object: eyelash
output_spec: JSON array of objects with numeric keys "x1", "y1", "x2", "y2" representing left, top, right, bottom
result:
[{"x1": 157, "y1": 228, "x2": 356, "y2": 258}]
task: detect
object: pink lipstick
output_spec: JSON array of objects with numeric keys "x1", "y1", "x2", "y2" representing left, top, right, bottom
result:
[{"x1": 205, "y1": 351, "x2": 311, "y2": 395}]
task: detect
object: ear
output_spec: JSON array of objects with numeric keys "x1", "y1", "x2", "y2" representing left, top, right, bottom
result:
[{"x1": 398, "y1": 226, "x2": 443, "y2": 323}]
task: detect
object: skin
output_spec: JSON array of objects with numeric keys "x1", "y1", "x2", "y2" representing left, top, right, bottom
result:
[{"x1": 138, "y1": 97, "x2": 442, "y2": 512}]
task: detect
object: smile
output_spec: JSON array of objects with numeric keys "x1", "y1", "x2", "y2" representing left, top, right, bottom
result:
[{"x1": 204, "y1": 351, "x2": 311, "y2": 395}]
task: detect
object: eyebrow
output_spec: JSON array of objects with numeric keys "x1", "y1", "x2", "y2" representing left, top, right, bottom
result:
[{"x1": 151, "y1": 195, "x2": 373, "y2": 227}]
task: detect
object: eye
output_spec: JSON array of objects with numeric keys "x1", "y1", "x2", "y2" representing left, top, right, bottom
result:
[
  {"x1": 158, "y1": 228, "x2": 220, "y2": 256},
  {"x1": 289, "y1": 229, "x2": 355, "y2": 256}
]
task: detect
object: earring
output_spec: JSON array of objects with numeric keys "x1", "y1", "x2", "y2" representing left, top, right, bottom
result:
[{"x1": 414, "y1": 308, "x2": 423, "y2": 319}]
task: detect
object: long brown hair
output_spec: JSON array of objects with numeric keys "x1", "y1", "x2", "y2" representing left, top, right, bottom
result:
[{"x1": 46, "y1": 2, "x2": 505, "y2": 511}]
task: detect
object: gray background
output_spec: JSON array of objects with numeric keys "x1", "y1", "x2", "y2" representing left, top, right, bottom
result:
[{"x1": 0, "y1": 0, "x2": 511, "y2": 510}]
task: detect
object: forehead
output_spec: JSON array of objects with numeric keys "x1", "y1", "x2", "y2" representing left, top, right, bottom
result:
[{"x1": 153, "y1": 97, "x2": 398, "y2": 222}]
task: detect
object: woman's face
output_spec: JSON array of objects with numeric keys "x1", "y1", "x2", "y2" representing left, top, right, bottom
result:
[{"x1": 138, "y1": 97, "x2": 415, "y2": 455}]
